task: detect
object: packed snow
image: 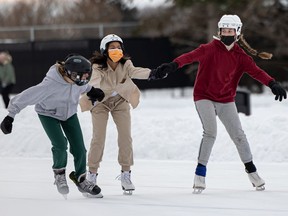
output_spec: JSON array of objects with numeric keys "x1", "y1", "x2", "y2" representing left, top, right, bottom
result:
[{"x1": 1, "y1": 88, "x2": 288, "y2": 216}]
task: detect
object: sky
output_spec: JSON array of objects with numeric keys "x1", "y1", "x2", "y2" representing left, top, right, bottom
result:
[{"x1": 0, "y1": 88, "x2": 288, "y2": 216}]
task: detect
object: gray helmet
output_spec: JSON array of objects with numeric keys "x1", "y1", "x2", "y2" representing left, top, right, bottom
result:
[{"x1": 64, "y1": 55, "x2": 92, "y2": 86}]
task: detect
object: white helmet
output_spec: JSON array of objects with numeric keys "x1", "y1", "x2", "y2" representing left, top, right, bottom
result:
[
  {"x1": 100, "y1": 34, "x2": 123, "y2": 54},
  {"x1": 218, "y1": 15, "x2": 242, "y2": 36}
]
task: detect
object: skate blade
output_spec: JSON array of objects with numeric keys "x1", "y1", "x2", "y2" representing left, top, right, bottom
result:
[
  {"x1": 121, "y1": 185, "x2": 134, "y2": 195},
  {"x1": 82, "y1": 192, "x2": 104, "y2": 198},
  {"x1": 252, "y1": 182, "x2": 265, "y2": 191},
  {"x1": 256, "y1": 185, "x2": 265, "y2": 191},
  {"x1": 123, "y1": 190, "x2": 133, "y2": 195},
  {"x1": 193, "y1": 187, "x2": 205, "y2": 194},
  {"x1": 122, "y1": 187, "x2": 134, "y2": 195},
  {"x1": 193, "y1": 188, "x2": 204, "y2": 194},
  {"x1": 62, "y1": 194, "x2": 68, "y2": 200}
]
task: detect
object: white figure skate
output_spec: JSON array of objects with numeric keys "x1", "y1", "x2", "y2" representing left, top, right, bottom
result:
[{"x1": 193, "y1": 174, "x2": 206, "y2": 194}]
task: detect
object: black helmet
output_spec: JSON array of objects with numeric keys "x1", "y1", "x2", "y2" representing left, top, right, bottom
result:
[{"x1": 64, "y1": 54, "x2": 92, "y2": 86}]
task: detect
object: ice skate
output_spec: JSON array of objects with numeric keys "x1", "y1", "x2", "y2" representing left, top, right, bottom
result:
[
  {"x1": 87, "y1": 171, "x2": 98, "y2": 185},
  {"x1": 193, "y1": 174, "x2": 206, "y2": 194},
  {"x1": 118, "y1": 170, "x2": 135, "y2": 195},
  {"x1": 193, "y1": 164, "x2": 206, "y2": 194},
  {"x1": 247, "y1": 171, "x2": 265, "y2": 191},
  {"x1": 53, "y1": 168, "x2": 69, "y2": 199},
  {"x1": 69, "y1": 171, "x2": 103, "y2": 198},
  {"x1": 83, "y1": 171, "x2": 103, "y2": 198}
]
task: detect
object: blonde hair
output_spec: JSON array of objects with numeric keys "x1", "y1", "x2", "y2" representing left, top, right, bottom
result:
[
  {"x1": 238, "y1": 34, "x2": 273, "y2": 60},
  {"x1": 56, "y1": 62, "x2": 66, "y2": 76}
]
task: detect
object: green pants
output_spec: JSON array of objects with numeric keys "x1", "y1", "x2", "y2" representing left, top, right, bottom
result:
[{"x1": 38, "y1": 114, "x2": 87, "y2": 178}]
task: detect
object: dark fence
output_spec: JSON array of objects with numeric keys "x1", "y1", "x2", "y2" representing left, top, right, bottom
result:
[
  {"x1": 0, "y1": 37, "x2": 192, "y2": 93},
  {"x1": 1, "y1": 37, "x2": 287, "y2": 94}
]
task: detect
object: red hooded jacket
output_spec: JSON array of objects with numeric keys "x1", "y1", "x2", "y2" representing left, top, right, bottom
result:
[{"x1": 173, "y1": 39, "x2": 274, "y2": 102}]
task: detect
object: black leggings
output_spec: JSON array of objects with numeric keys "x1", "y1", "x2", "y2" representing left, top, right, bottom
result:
[{"x1": 1, "y1": 83, "x2": 14, "y2": 108}]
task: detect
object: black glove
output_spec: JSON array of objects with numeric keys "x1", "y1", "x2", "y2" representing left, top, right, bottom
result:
[
  {"x1": 148, "y1": 62, "x2": 178, "y2": 81},
  {"x1": 269, "y1": 80, "x2": 287, "y2": 101},
  {"x1": 158, "y1": 62, "x2": 178, "y2": 74},
  {"x1": 1, "y1": 116, "x2": 14, "y2": 134},
  {"x1": 148, "y1": 68, "x2": 168, "y2": 81},
  {"x1": 87, "y1": 87, "x2": 105, "y2": 104}
]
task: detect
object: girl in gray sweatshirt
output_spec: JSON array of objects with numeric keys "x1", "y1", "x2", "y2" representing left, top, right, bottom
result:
[{"x1": 0, "y1": 54, "x2": 105, "y2": 199}]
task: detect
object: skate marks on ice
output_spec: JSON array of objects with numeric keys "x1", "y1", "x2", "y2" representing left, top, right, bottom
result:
[
  {"x1": 1, "y1": 158, "x2": 288, "y2": 216},
  {"x1": 2, "y1": 185, "x2": 287, "y2": 216}
]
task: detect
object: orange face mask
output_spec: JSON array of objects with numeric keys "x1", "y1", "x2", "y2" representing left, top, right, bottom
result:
[{"x1": 108, "y1": 49, "x2": 123, "y2": 62}]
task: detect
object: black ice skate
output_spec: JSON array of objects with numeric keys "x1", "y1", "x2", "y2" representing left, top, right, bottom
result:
[
  {"x1": 53, "y1": 168, "x2": 69, "y2": 199},
  {"x1": 83, "y1": 172, "x2": 103, "y2": 198},
  {"x1": 69, "y1": 171, "x2": 103, "y2": 198}
]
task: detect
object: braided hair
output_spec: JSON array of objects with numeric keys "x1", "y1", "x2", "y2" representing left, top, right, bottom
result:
[{"x1": 237, "y1": 34, "x2": 273, "y2": 60}]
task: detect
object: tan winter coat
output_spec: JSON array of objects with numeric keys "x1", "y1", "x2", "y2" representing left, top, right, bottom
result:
[{"x1": 79, "y1": 60, "x2": 151, "y2": 111}]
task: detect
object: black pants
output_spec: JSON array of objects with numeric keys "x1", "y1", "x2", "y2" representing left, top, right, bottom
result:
[{"x1": 1, "y1": 83, "x2": 14, "y2": 108}]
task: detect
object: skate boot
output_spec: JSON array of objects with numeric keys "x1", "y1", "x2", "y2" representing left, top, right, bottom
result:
[
  {"x1": 193, "y1": 163, "x2": 206, "y2": 194},
  {"x1": 247, "y1": 171, "x2": 265, "y2": 191},
  {"x1": 53, "y1": 168, "x2": 69, "y2": 199},
  {"x1": 83, "y1": 171, "x2": 103, "y2": 198},
  {"x1": 193, "y1": 175, "x2": 206, "y2": 194},
  {"x1": 119, "y1": 170, "x2": 135, "y2": 195},
  {"x1": 245, "y1": 161, "x2": 265, "y2": 191},
  {"x1": 69, "y1": 171, "x2": 103, "y2": 198},
  {"x1": 87, "y1": 171, "x2": 98, "y2": 185}
]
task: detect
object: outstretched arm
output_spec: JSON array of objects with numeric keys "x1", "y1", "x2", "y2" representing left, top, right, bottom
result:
[{"x1": 148, "y1": 62, "x2": 178, "y2": 81}]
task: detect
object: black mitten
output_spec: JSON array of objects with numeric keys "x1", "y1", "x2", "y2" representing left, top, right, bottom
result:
[
  {"x1": 158, "y1": 62, "x2": 178, "y2": 74},
  {"x1": 269, "y1": 81, "x2": 287, "y2": 101},
  {"x1": 148, "y1": 62, "x2": 178, "y2": 81},
  {"x1": 87, "y1": 87, "x2": 105, "y2": 104},
  {"x1": 1, "y1": 116, "x2": 14, "y2": 134},
  {"x1": 148, "y1": 68, "x2": 168, "y2": 81}
]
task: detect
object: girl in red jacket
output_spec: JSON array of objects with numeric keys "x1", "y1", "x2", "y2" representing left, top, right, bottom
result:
[{"x1": 157, "y1": 14, "x2": 286, "y2": 193}]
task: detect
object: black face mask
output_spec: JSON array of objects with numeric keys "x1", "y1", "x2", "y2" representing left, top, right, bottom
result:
[{"x1": 220, "y1": 35, "x2": 235, "y2": 46}]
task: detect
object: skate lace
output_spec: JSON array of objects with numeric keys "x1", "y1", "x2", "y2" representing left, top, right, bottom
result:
[
  {"x1": 197, "y1": 176, "x2": 205, "y2": 184},
  {"x1": 116, "y1": 172, "x2": 132, "y2": 184},
  {"x1": 55, "y1": 174, "x2": 67, "y2": 187},
  {"x1": 80, "y1": 179, "x2": 95, "y2": 192},
  {"x1": 194, "y1": 175, "x2": 206, "y2": 188},
  {"x1": 87, "y1": 172, "x2": 97, "y2": 184}
]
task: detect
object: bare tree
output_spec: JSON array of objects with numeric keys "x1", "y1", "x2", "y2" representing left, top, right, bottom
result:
[
  {"x1": 136, "y1": 0, "x2": 288, "y2": 57},
  {"x1": 0, "y1": 0, "x2": 137, "y2": 40}
]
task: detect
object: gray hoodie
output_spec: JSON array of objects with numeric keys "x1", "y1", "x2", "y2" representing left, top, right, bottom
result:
[{"x1": 7, "y1": 64, "x2": 92, "y2": 121}]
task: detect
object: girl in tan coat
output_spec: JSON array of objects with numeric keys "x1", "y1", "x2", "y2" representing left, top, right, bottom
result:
[{"x1": 80, "y1": 34, "x2": 166, "y2": 195}]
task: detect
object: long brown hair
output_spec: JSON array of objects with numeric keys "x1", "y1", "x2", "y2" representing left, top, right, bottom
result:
[{"x1": 237, "y1": 34, "x2": 273, "y2": 60}]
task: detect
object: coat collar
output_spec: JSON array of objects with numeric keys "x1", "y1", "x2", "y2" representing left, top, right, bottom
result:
[{"x1": 212, "y1": 39, "x2": 244, "y2": 54}]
